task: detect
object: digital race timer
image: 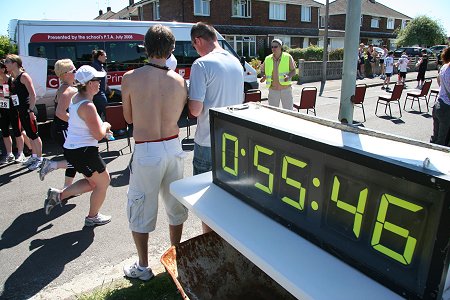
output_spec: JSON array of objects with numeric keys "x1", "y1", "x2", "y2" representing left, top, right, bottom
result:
[{"x1": 210, "y1": 103, "x2": 450, "y2": 299}]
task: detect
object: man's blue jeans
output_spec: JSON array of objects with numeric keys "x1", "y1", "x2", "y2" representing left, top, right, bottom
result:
[
  {"x1": 431, "y1": 98, "x2": 450, "y2": 146},
  {"x1": 193, "y1": 143, "x2": 212, "y2": 175}
]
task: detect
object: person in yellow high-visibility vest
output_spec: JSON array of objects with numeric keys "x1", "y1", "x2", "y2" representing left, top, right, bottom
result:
[{"x1": 260, "y1": 39, "x2": 296, "y2": 110}]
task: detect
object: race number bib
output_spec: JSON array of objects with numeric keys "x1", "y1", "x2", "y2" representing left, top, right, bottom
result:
[
  {"x1": 0, "y1": 97, "x2": 9, "y2": 109},
  {"x1": 2, "y1": 84, "x2": 9, "y2": 97},
  {"x1": 11, "y1": 94, "x2": 19, "y2": 107}
]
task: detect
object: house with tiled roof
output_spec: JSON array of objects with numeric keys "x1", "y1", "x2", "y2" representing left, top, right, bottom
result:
[
  {"x1": 96, "y1": 0, "x2": 411, "y2": 55},
  {"x1": 94, "y1": 2, "x2": 140, "y2": 20},
  {"x1": 97, "y1": 0, "x2": 324, "y2": 58},
  {"x1": 320, "y1": 0, "x2": 412, "y2": 49}
]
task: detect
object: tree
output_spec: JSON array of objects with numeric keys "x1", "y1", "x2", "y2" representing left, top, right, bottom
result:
[
  {"x1": 395, "y1": 16, "x2": 447, "y2": 47},
  {"x1": 0, "y1": 35, "x2": 17, "y2": 58}
]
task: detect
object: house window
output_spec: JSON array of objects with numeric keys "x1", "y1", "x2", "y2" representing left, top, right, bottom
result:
[
  {"x1": 269, "y1": 2, "x2": 286, "y2": 21},
  {"x1": 371, "y1": 18, "x2": 379, "y2": 28},
  {"x1": 232, "y1": 0, "x2": 251, "y2": 18},
  {"x1": 153, "y1": 1, "x2": 160, "y2": 20},
  {"x1": 274, "y1": 35, "x2": 290, "y2": 48},
  {"x1": 301, "y1": 6, "x2": 311, "y2": 22},
  {"x1": 386, "y1": 18, "x2": 394, "y2": 30},
  {"x1": 401, "y1": 20, "x2": 407, "y2": 29},
  {"x1": 194, "y1": 0, "x2": 210, "y2": 16},
  {"x1": 225, "y1": 35, "x2": 256, "y2": 58},
  {"x1": 319, "y1": 16, "x2": 325, "y2": 28}
]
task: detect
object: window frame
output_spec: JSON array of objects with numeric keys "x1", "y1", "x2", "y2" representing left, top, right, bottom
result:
[
  {"x1": 401, "y1": 19, "x2": 407, "y2": 29},
  {"x1": 153, "y1": 1, "x2": 160, "y2": 20},
  {"x1": 301, "y1": 6, "x2": 312, "y2": 22},
  {"x1": 194, "y1": 0, "x2": 210, "y2": 16},
  {"x1": 269, "y1": 2, "x2": 286, "y2": 21},
  {"x1": 386, "y1": 18, "x2": 394, "y2": 30},
  {"x1": 232, "y1": 0, "x2": 251, "y2": 18},
  {"x1": 371, "y1": 18, "x2": 379, "y2": 28}
]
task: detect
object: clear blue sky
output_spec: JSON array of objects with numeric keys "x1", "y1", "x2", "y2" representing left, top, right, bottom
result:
[{"x1": 1, "y1": 0, "x2": 449, "y2": 37}]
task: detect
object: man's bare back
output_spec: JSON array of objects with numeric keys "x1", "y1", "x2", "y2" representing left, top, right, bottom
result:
[{"x1": 122, "y1": 63, "x2": 187, "y2": 141}]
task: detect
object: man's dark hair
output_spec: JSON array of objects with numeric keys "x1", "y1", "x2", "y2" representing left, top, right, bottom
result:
[
  {"x1": 92, "y1": 49, "x2": 106, "y2": 60},
  {"x1": 190, "y1": 22, "x2": 217, "y2": 42},
  {"x1": 144, "y1": 24, "x2": 175, "y2": 59}
]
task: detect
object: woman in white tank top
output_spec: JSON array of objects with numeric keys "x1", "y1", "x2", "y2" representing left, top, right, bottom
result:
[{"x1": 44, "y1": 65, "x2": 114, "y2": 227}]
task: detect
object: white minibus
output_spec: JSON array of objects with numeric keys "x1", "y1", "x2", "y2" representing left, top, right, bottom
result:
[{"x1": 9, "y1": 19, "x2": 258, "y2": 121}]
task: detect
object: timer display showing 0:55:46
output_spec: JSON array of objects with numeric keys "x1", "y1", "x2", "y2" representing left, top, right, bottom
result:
[{"x1": 211, "y1": 116, "x2": 446, "y2": 299}]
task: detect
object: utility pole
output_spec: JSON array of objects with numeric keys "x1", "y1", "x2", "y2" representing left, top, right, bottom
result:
[
  {"x1": 338, "y1": 0, "x2": 362, "y2": 124},
  {"x1": 319, "y1": 0, "x2": 330, "y2": 96}
]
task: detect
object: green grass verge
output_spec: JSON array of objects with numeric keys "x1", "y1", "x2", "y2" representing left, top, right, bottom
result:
[{"x1": 76, "y1": 272, "x2": 182, "y2": 300}]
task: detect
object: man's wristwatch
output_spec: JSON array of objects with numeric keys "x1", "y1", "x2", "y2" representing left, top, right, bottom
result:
[{"x1": 27, "y1": 107, "x2": 34, "y2": 113}]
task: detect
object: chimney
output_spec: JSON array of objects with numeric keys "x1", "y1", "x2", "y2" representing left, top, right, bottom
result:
[
  {"x1": 99, "y1": 9, "x2": 103, "y2": 16},
  {"x1": 129, "y1": 0, "x2": 134, "y2": 6},
  {"x1": 107, "y1": 6, "x2": 111, "y2": 12}
]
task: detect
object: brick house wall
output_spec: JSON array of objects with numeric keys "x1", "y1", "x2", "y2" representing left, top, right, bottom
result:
[
  {"x1": 328, "y1": 14, "x2": 399, "y2": 34},
  {"x1": 159, "y1": 1, "x2": 319, "y2": 29}
]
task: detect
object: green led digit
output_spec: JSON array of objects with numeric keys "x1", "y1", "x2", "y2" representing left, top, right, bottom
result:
[
  {"x1": 330, "y1": 176, "x2": 367, "y2": 238},
  {"x1": 222, "y1": 133, "x2": 238, "y2": 176},
  {"x1": 253, "y1": 145, "x2": 274, "y2": 194},
  {"x1": 371, "y1": 194, "x2": 423, "y2": 265},
  {"x1": 281, "y1": 155, "x2": 307, "y2": 210}
]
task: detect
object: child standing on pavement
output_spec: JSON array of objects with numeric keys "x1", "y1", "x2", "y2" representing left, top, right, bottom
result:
[
  {"x1": 415, "y1": 49, "x2": 428, "y2": 89},
  {"x1": 396, "y1": 52, "x2": 409, "y2": 87},
  {"x1": 381, "y1": 51, "x2": 394, "y2": 91}
]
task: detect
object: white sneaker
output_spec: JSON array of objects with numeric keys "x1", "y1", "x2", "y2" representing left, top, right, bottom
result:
[
  {"x1": 22, "y1": 156, "x2": 36, "y2": 166},
  {"x1": 39, "y1": 158, "x2": 56, "y2": 181},
  {"x1": 44, "y1": 187, "x2": 62, "y2": 215},
  {"x1": 0, "y1": 153, "x2": 15, "y2": 165},
  {"x1": 14, "y1": 153, "x2": 27, "y2": 164},
  {"x1": 84, "y1": 213, "x2": 112, "y2": 227},
  {"x1": 28, "y1": 159, "x2": 42, "y2": 171},
  {"x1": 123, "y1": 262, "x2": 154, "y2": 281}
]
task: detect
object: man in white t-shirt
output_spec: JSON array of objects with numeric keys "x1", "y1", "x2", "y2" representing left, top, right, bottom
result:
[
  {"x1": 396, "y1": 53, "x2": 409, "y2": 86},
  {"x1": 381, "y1": 51, "x2": 394, "y2": 91},
  {"x1": 188, "y1": 22, "x2": 244, "y2": 232}
]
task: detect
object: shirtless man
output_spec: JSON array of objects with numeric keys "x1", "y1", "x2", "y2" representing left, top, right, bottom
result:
[{"x1": 121, "y1": 24, "x2": 188, "y2": 281}]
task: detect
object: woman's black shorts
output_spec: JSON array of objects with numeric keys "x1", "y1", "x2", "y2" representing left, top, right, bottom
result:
[{"x1": 63, "y1": 146, "x2": 106, "y2": 177}]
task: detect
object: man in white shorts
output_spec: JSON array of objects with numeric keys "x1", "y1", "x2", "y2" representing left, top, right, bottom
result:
[{"x1": 121, "y1": 24, "x2": 188, "y2": 281}]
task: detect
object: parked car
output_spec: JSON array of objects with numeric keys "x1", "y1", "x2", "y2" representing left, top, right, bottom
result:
[
  {"x1": 394, "y1": 47, "x2": 434, "y2": 58},
  {"x1": 430, "y1": 45, "x2": 448, "y2": 56}
]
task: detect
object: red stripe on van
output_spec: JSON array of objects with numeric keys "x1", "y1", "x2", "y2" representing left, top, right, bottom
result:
[{"x1": 30, "y1": 33, "x2": 144, "y2": 43}]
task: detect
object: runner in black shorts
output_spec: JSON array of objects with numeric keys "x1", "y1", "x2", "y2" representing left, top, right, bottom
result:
[
  {"x1": 5, "y1": 54, "x2": 43, "y2": 170},
  {"x1": 39, "y1": 59, "x2": 78, "y2": 187},
  {"x1": 0, "y1": 59, "x2": 25, "y2": 164},
  {"x1": 44, "y1": 65, "x2": 112, "y2": 228}
]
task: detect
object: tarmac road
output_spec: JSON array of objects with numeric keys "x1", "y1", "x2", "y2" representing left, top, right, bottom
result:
[{"x1": 0, "y1": 69, "x2": 443, "y2": 299}]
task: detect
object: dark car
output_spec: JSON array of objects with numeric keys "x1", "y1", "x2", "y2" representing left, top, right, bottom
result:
[
  {"x1": 430, "y1": 45, "x2": 448, "y2": 56},
  {"x1": 394, "y1": 47, "x2": 434, "y2": 58}
]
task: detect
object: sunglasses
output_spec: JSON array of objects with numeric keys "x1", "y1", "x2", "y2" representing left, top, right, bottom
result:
[
  {"x1": 4, "y1": 59, "x2": 13, "y2": 64},
  {"x1": 66, "y1": 69, "x2": 76, "y2": 74},
  {"x1": 90, "y1": 78, "x2": 101, "y2": 82},
  {"x1": 271, "y1": 45, "x2": 279, "y2": 49}
]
